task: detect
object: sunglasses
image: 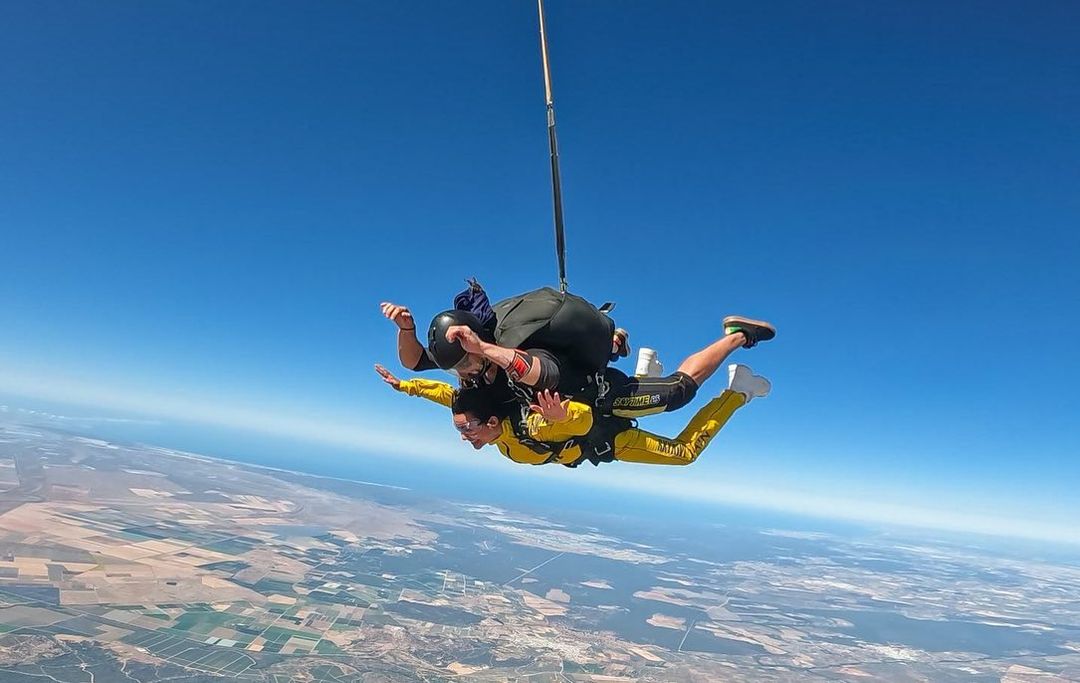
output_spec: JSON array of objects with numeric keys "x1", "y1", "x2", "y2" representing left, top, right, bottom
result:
[{"x1": 454, "y1": 418, "x2": 485, "y2": 434}]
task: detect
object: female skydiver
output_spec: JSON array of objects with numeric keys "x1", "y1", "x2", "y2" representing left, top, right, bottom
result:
[{"x1": 374, "y1": 363, "x2": 771, "y2": 467}]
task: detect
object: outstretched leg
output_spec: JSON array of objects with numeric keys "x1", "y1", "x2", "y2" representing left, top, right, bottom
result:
[
  {"x1": 674, "y1": 333, "x2": 745, "y2": 387},
  {"x1": 611, "y1": 364, "x2": 770, "y2": 466},
  {"x1": 608, "y1": 317, "x2": 774, "y2": 418},
  {"x1": 613, "y1": 390, "x2": 746, "y2": 465}
]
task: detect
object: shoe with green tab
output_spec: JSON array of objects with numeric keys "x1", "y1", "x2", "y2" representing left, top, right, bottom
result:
[{"x1": 722, "y1": 316, "x2": 776, "y2": 349}]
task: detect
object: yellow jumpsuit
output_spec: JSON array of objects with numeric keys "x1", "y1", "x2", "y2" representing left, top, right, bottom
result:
[{"x1": 395, "y1": 379, "x2": 745, "y2": 466}]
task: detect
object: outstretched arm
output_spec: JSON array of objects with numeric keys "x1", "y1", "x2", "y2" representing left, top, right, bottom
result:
[
  {"x1": 375, "y1": 364, "x2": 455, "y2": 408},
  {"x1": 445, "y1": 325, "x2": 559, "y2": 389}
]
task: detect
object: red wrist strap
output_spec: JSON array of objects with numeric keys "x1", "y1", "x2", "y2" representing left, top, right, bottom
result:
[{"x1": 506, "y1": 350, "x2": 532, "y2": 382}]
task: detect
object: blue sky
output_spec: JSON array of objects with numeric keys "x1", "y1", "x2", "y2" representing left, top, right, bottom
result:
[{"x1": 2, "y1": 1, "x2": 1078, "y2": 542}]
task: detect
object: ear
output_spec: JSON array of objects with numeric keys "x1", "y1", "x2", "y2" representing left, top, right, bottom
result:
[{"x1": 486, "y1": 416, "x2": 500, "y2": 428}]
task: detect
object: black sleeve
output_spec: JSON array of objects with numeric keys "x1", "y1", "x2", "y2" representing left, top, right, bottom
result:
[
  {"x1": 410, "y1": 348, "x2": 440, "y2": 372},
  {"x1": 526, "y1": 348, "x2": 561, "y2": 392}
]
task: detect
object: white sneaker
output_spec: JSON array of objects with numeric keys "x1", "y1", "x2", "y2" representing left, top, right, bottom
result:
[{"x1": 727, "y1": 364, "x2": 771, "y2": 402}]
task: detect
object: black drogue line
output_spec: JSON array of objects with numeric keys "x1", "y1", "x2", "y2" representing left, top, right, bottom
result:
[{"x1": 537, "y1": 0, "x2": 569, "y2": 293}]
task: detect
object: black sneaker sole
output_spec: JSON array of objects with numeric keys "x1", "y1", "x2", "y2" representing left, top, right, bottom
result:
[{"x1": 723, "y1": 316, "x2": 776, "y2": 347}]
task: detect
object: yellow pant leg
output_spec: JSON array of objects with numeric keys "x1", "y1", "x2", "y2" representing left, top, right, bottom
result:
[{"x1": 613, "y1": 390, "x2": 746, "y2": 466}]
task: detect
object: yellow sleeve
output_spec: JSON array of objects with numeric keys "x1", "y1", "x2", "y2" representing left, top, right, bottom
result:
[
  {"x1": 525, "y1": 401, "x2": 594, "y2": 441},
  {"x1": 397, "y1": 379, "x2": 456, "y2": 409}
]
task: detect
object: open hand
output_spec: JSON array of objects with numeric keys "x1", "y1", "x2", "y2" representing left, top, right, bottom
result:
[
  {"x1": 374, "y1": 364, "x2": 402, "y2": 390},
  {"x1": 445, "y1": 325, "x2": 483, "y2": 354},
  {"x1": 380, "y1": 302, "x2": 416, "y2": 331},
  {"x1": 530, "y1": 389, "x2": 569, "y2": 422}
]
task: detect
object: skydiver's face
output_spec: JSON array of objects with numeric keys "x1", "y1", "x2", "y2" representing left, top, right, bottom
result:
[
  {"x1": 453, "y1": 412, "x2": 501, "y2": 449},
  {"x1": 452, "y1": 353, "x2": 487, "y2": 380}
]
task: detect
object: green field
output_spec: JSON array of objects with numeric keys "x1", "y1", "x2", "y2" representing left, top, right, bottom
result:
[{"x1": 172, "y1": 609, "x2": 238, "y2": 634}]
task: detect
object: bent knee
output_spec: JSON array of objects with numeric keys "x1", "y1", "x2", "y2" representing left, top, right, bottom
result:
[{"x1": 663, "y1": 372, "x2": 699, "y2": 413}]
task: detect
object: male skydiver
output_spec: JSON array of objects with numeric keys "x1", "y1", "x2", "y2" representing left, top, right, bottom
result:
[
  {"x1": 436, "y1": 312, "x2": 775, "y2": 419},
  {"x1": 382, "y1": 282, "x2": 628, "y2": 418},
  {"x1": 375, "y1": 363, "x2": 771, "y2": 467},
  {"x1": 383, "y1": 283, "x2": 627, "y2": 391},
  {"x1": 381, "y1": 301, "x2": 545, "y2": 420},
  {"x1": 382, "y1": 298, "x2": 775, "y2": 420}
]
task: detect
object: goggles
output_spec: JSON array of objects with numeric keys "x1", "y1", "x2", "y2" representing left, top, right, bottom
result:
[{"x1": 450, "y1": 355, "x2": 489, "y2": 378}]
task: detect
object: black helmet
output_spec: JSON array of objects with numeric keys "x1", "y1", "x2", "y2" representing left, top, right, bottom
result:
[{"x1": 427, "y1": 309, "x2": 493, "y2": 370}]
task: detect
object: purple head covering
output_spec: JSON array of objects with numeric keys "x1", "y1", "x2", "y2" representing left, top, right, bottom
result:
[{"x1": 453, "y1": 278, "x2": 496, "y2": 329}]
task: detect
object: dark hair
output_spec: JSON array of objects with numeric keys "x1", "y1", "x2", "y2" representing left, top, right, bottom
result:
[{"x1": 451, "y1": 386, "x2": 501, "y2": 422}]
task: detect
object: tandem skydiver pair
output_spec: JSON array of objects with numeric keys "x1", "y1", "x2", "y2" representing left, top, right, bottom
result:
[{"x1": 376, "y1": 281, "x2": 775, "y2": 468}]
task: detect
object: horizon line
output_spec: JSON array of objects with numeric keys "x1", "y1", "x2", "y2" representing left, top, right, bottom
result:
[{"x1": 1, "y1": 365, "x2": 1077, "y2": 549}]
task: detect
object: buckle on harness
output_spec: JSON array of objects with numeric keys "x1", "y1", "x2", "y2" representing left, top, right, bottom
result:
[
  {"x1": 593, "y1": 371, "x2": 610, "y2": 407},
  {"x1": 593, "y1": 440, "x2": 612, "y2": 457}
]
